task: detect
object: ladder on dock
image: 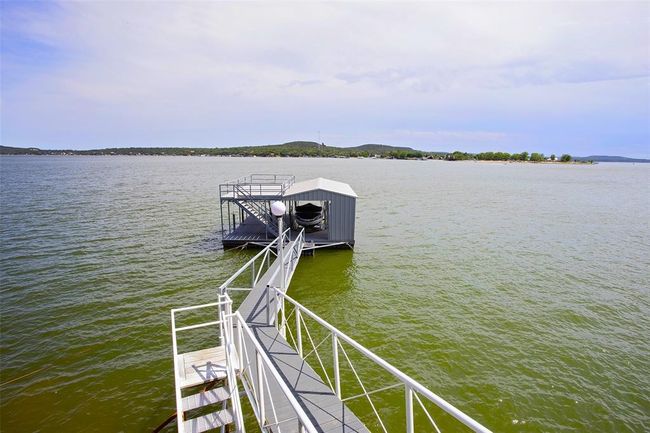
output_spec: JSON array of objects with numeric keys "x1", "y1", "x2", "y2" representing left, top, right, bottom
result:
[{"x1": 170, "y1": 228, "x2": 493, "y2": 433}]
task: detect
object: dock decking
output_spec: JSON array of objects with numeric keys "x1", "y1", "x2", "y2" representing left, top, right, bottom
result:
[
  {"x1": 236, "y1": 238, "x2": 369, "y2": 433},
  {"x1": 223, "y1": 216, "x2": 331, "y2": 247}
]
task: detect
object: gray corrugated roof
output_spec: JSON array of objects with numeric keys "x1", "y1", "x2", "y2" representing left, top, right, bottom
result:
[{"x1": 284, "y1": 177, "x2": 357, "y2": 198}]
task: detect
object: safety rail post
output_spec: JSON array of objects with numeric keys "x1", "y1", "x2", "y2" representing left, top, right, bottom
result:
[
  {"x1": 237, "y1": 317, "x2": 243, "y2": 373},
  {"x1": 333, "y1": 333, "x2": 341, "y2": 398},
  {"x1": 280, "y1": 290, "x2": 286, "y2": 338},
  {"x1": 296, "y1": 308, "x2": 302, "y2": 357},
  {"x1": 406, "y1": 385, "x2": 414, "y2": 433},
  {"x1": 256, "y1": 351, "x2": 265, "y2": 429},
  {"x1": 171, "y1": 310, "x2": 185, "y2": 433},
  {"x1": 266, "y1": 284, "x2": 271, "y2": 325},
  {"x1": 223, "y1": 298, "x2": 245, "y2": 433}
]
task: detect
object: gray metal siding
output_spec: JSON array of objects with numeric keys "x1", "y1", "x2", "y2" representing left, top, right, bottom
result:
[{"x1": 283, "y1": 189, "x2": 355, "y2": 243}]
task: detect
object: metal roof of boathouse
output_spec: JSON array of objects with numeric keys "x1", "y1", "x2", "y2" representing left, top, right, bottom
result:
[
  {"x1": 284, "y1": 177, "x2": 357, "y2": 198},
  {"x1": 283, "y1": 177, "x2": 356, "y2": 245}
]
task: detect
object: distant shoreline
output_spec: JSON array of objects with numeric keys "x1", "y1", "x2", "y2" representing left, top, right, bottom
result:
[
  {"x1": 3, "y1": 153, "x2": 649, "y2": 164},
  {"x1": 1, "y1": 144, "x2": 648, "y2": 163}
]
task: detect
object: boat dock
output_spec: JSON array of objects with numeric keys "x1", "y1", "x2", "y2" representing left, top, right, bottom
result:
[
  {"x1": 170, "y1": 176, "x2": 492, "y2": 433},
  {"x1": 219, "y1": 174, "x2": 356, "y2": 249}
]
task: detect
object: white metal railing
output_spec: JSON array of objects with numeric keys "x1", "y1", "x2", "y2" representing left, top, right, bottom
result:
[
  {"x1": 230, "y1": 309, "x2": 319, "y2": 433},
  {"x1": 217, "y1": 229, "x2": 287, "y2": 296},
  {"x1": 171, "y1": 299, "x2": 245, "y2": 433},
  {"x1": 219, "y1": 174, "x2": 295, "y2": 198},
  {"x1": 228, "y1": 174, "x2": 295, "y2": 186},
  {"x1": 267, "y1": 288, "x2": 493, "y2": 433},
  {"x1": 264, "y1": 228, "x2": 305, "y2": 331},
  {"x1": 219, "y1": 295, "x2": 246, "y2": 432},
  {"x1": 232, "y1": 185, "x2": 279, "y2": 235}
]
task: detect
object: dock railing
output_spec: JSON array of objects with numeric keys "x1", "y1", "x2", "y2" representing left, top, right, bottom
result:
[
  {"x1": 267, "y1": 287, "x2": 493, "y2": 433},
  {"x1": 228, "y1": 308, "x2": 319, "y2": 433},
  {"x1": 171, "y1": 298, "x2": 245, "y2": 433},
  {"x1": 219, "y1": 174, "x2": 295, "y2": 198},
  {"x1": 264, "y1": 228, "x2": 305, "y2": 331},
  {"x1": 217, "y1": 228, "x2": 287, "y2": 295}
]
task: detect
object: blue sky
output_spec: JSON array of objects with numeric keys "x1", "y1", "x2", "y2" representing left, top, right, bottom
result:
[{"x1": 1, "y1": 1, "x2": 649, "y2": 157}]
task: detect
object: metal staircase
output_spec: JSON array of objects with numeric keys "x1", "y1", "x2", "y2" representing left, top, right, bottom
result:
[
  {"x1": 219, "y1": 175, "x2": 294, "y2": 241},
  {"x1": 231, "y1": 187, "x2": 278, "y2": 236}
]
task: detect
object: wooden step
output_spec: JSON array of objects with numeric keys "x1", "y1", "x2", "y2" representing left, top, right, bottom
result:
[
  {"x1": 177, "y1": 346, "x2": 239, "y2": 389},
  {"x1": 182, "y1": 387, "x2": 230, "y2": 412},
  {"x1": 183, "y1": 408, "x2": 235, "y2": 433}
]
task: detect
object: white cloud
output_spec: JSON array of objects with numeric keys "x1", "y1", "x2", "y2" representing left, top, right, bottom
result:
[{"x1": 2, "y1": 1, "x2": 648, "y2": 154}]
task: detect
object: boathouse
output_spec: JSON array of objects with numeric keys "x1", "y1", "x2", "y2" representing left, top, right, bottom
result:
[{"x1": 219, "y1": 174, "x2": 356, "y2": 248}]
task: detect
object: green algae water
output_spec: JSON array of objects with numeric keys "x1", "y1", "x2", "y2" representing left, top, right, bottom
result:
[{"x1": 1, "y1": 156, "x2": 648, "y2": 432}]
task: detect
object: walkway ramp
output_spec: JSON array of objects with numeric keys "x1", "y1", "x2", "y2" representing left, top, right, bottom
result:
[
  {"x1": 236, "y1": 236, "x2": 370, "y2": 433},
  {"x1": 171, "y1": 227, "x2": 492, "y2": 433}
]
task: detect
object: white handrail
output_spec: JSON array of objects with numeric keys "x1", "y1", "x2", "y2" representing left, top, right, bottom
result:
[
  {"x1": 171, "y1": 300, "x2": 229, "y2": 313},
  {"x1": 271, "y1": 288, "x2": 492, "y2": 433},
  {"x1": 233, "y1": 311, "x2": 319, "y2": 433},
  {"x1": 218, "y1": 230, "x2": 289, "y2": 293},
  {"x1": 170, "y1": 310, "x2": 185, "y2": 433},
  {"x1": 220, "y1": 296, "x2": 246, "y2": 432},
  {"x1": 171, "y1": 300, "x2": 231, "y2": 433},
  {"x1": 265, "y1": 228, "x2": 305, "y2": 290}
]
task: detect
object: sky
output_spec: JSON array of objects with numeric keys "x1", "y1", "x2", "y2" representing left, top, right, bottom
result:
[{"x1": 1, "y1": 1, "x2": 649, "y2": 157}]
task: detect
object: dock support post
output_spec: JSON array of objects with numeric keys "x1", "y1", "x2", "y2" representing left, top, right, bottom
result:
[
  {"x1": 220, "y1": 200, "x2": 224, "y2": 237},
  {"x1": 296, "y1": 308, "x2": 302, "y2": 357},
  {"x1": 405, "y1": 385, "x2": 414, "y2": 433},
  {"x1": 333, "y1": 333, "x2": 340, "y2": 398}
]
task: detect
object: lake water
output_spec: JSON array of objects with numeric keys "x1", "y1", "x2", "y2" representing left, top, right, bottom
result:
[{"x1": 1, "y1": 156, "x2": 648, "y2": 432}]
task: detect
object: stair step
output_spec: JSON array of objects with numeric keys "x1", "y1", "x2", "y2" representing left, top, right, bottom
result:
[
  {"x1": 184, "y1": 408, "x2": 235, "y2": 433},
  {"x1": 237, "y1": 202, "x2": 279, "y2": 235},
  {"x1": 182, "y1": 387, "x2": 230, "y2": 412},
  {"x1": 177, "y1": 346, "x2": 228, "y2": 389}
]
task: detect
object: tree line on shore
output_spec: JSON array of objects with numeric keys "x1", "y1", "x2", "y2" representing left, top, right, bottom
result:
[{"x1": 447, "y1": 151, "x2": 576, "y2": 162}]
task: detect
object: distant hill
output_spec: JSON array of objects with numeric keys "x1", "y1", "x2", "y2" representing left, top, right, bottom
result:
[
  {"x1": 347, "y1": 143, "x2": 413, "y2": 153},
  {"x1": 0, "y1": 142, "x2": 429, "y2": 158},
  {"x1": 1, "y1": 145, "x2": 43, "y2": 155},
  {"x1": 574, "y1": 155, "x2": 650, "y2": 163}
]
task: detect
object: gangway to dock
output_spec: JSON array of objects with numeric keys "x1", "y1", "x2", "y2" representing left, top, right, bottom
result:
[{"x1": 170, "y1": 228, "x2": 493, "y2": 433}]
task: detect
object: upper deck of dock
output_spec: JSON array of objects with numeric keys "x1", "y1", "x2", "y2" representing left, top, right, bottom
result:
[{"x1": 219, "y1": 174, "x2": 295, "y2": 200}]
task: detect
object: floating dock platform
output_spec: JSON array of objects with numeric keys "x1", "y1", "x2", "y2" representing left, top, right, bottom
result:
[{"x1": 219, "y1": 174, "x2": 356, "y2": 249}]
